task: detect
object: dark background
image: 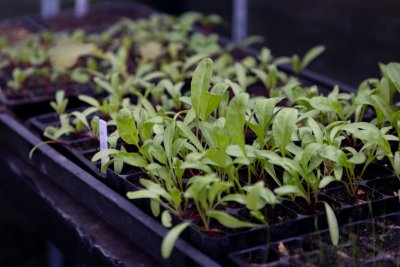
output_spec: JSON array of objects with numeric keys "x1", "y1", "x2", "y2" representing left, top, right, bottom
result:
[
  {"x1": 154, "y1": 0, "x2": 400, "y2": 87},
  {"x1": 1, "y1": 0, "x2": 399, "y2": 266}
]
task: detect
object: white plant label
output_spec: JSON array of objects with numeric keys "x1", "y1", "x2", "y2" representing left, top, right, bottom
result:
[{"x1": 99, "y1": 119, "x2": 108, "y2": 166}]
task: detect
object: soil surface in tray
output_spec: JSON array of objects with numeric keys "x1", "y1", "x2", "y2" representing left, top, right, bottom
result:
[
  {"x1": 0, "y1": 23, "x2": 31, "y2": 43},
  {"x1": 367, "y1": 177, "x2": 400, "y2": 196},
  {"x1": 238, "y1": 204, "x2": 296, "y2": 225},
  {"x1": 236, "y1": 213, "x2": 400, "y2": 266},
  {"x1": 35, "y1": 6, "x2": 151, "y2": 33},
  {"x1": 325, "y1": 186, "x2": 382, "y2": 207}
]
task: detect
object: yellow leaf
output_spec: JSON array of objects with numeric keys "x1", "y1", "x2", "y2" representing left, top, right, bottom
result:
[
  {"x1": 49, "y1": 41, "x2": 97, "y2": 70},
  {"x1": 139, "y1": 41, "x2": 162, "y2": 62}
]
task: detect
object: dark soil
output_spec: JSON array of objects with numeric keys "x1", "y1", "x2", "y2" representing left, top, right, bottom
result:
[
  {"x1": 194, "y1": 219, "x2": 240, "y2": 238},
  {"x1": 83, "y1": 150, "x2": 97, "y2": 162},
  {"x1": 0, "y1": 22, "x2": 31, "y2": 43},
  {"x1": 235, "y1": 214, "x2": 400, "y2": 266},
  {"x1": 238, "y1": 204, "x2": 297, "y2": 225},
  {"x1": 35, "y1": 5, "x2": 151, "y2": 33},
  {"x1": 367, "y1": 177, "x2": 400, "y2": 196},
  {"x1": 325, "y1": 185, "x2": 383, "y2": 207},
  {"x1": 356, "y1": 163, "x2": 394, "y2": 181},
  {"x1": 238, "y1": 247, "x2": 281, "y2": 265},
  {"x1": 36, "y1": 113, "x2": 59, "y2": 125},
  {"x1": 0, "y1": 81, "x2": 94, "y2": 102},
  {"x1": 282, "y1": 197, "x2": 331, "y2": 216},
  {"x1": 125, "y1": 173, "x2": 147, "y2": 189},
  {"x1": 69, "y1": 138, "x2": 99, "y2": 152},
  {"x1": 287, "y1": 249, "x2": 357, "y2": 267},
  {"x1": 340, "y1": 218, "x2": 400, "y2": 263},
  {"x1": 269, "y1": 233, "x2": 359, "y2": 266}
]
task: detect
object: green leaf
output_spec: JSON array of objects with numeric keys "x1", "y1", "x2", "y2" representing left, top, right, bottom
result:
[
  {"x1": 117, "y1": 151, "x2": 147, "y2": 168},
  {"x1": 51, "y1": 90, "x2": 68, "y2": 114},
  {"x1": 344, "y1": 122, "x2": 392, "y2": 155},
  {"x1": 207, "y1": 210, "x2": 258, "y2": 228},
  {"x1": 301, "y1": 143, "x2": 322, "y2": 169},
  {"x1": 116, "y1": 108, "x2": 138, "y2": 146},
  {"x1": 204, "y1": 148, "x2": 232, "y2": 168},
  {"x1": 183, "y1": 54, "x2": 207, "y2": 72},
  {"x1": 274, "y1": 185, "x2": 306, "y2": 200},
  {"x1": 191, "y1": 58, "x2": 213, "y2": 117},
  {"x1": 260, "y1": 187, "x2": 278, "y2": 205},
  {"x1": 322, "y1": 201, "x2": 339, "y2": 246},
  {"x1": 386, "y1": 62, "x2": 400, "y2": 92},
  {"x1": 200, "y1": 121, "x2": 229, "y2": 151},
  {"x1": 149, "y1": 143, "x2": 168, "y2": 165},
  {"x1": 185, "y1": 175, "x2": 218, "y2": 200},
  {"x1": 199, "y1": 91, "x2": 222, "y2": 120},
  {"x1": 319, "y1": 144, "x2": 349, "y2": 167},
  {"x1": 172, "y1": 138, "x2": 188, "y2": 157},
  {"x1": 161, "y1": 222, "x2": 191, "y2": 259},
  {"x1": 150, "y1": 198, "x2": 160, "y2": 217},
  {"x1": 226, "y1": 144, "x2": 255, "y2": 158},
  {"x1": 176, "y1": 121, "x2": 203, "y2": 152},
  {"x1": 71, "y1": 111, "x2": 89, "y2": 129},
  {"x1": 140, "y1": 179, "x2": 170, "y2": 200},
  {"x1": 300, "y1": 45, "x2": 325, "y2": 70},
  {"x1": 307, "y1": 117, "x2": 323, "y2": 144},
  {"x1": 319, "y1": 176, "x2": 336, "y2": 189},
  {"x1": 355, "y1": 94, "x2": 393, "y2": 125},
  {"x1": 272, "y1": 108, "x2": 298, "y2": 154},
  {"x1": 310, "y1": 96, "x2": 344, "y2": 119},
  {"x1": 221, "y1": 194, "x2": 246, "y2": 205},
  {"x1": 251, "y1": 69, "x2": 267, "y2": 87},
  {"x1": 225, "y1": 79, "x2": 244, "y2": 96},
  {"x1": 254, "y1": 98, "x2": 280, "y2": 131},
  {"x1": 246, "y1": 181, "x2": 266, "y2": 210},
  {"x1": 163, "y1": 123, "x2": 175, "y2": 164},
  {"x1": 346, "y1": 149, "x2": 366, "y2": 165},
  {"x1": 394, "y1": 151, "x2": 400, "y2": 177},
  {"x1": 235, "y1": 63, "x2": 247, "y2": 88},
  {"x1": 207, "y1": 181, "x2": 232, "y2": 206},
  {"x1": 292, "y1": 54, "x2": 300, "y2": 75},
  {"x1": 226, "y1": 93, "x2": 249, "y2": 156},
  {"x1": 161, "y1": 210, "x2": 172, "y2": 228},
  {"x1": 78, "y1": 95, "x2": 100, "y2": 107},
  {"x1": 126, "y1": 189, "x2": 159, "y2": 200},
  {"x1": 93, "y1": 77, "x2": 114, "y2": 94},
  {"x1": 91, "y1": 149, "x2": 119, "y2": 162}
]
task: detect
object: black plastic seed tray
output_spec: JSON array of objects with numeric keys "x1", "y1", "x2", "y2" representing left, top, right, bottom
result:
[
  {"x1": 229, "y1": 212, "x2": 400, "y2": 267},
  {"x1": 0, "y1": 112, "x2": 221, "y2": 267}
]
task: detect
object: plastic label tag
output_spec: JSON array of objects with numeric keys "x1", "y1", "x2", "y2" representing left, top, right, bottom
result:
[{"x1": 99, "y1": 119, "x2": 108, "y2": 166}]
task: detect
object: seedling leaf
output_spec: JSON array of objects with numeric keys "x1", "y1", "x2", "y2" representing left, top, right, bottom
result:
[
  {"x1": 207, "y1": 210, "x2": 258, "y2": 228},
  {"x1": 116, "y1": 108, "x2": 139, "y2": 146},
  {"x1": 161, "y1": 221, "x2": 191, "y2": 259},
  {"x1": 322, "y1": 201, "x2": 339, "y2": 245}
]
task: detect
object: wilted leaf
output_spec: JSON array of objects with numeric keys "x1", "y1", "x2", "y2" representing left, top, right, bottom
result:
[
  {"x1": 139, "y1": 41, "x2": 162, "y2": 62},
  {"x1": 49, "y1": 41, "x2": 97, "y2": 70}
]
